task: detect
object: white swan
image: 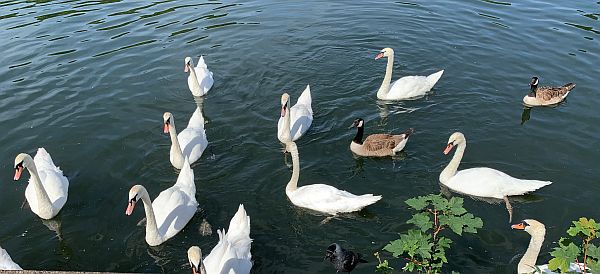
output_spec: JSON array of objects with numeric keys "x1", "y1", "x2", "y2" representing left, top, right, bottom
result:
[
  {"x1": 163, "y1": 107, "x2": 208, "y2": 169},
  {"x1": 512, "y1": 219, "x2": 587, "y2": 273},
  {"x1": 440, "y1": 132, "x2": 552, "y2": 222},
  {"x1": 185, "y1": 56, "x2": 214, "y2": 97},
  {"x1": 0, "y1": 245, "x2": 22, "y2": 270},
  {"x1": 375, "y1": 47, "x2": 444, "y2": 100},
  {"x1": 277, "y1": 85, "x2": 313, "y2": 143},
  {"x1": 125, "y1": 157, "x2": 198, "y2": 246},
  {"x1": 285, "y1": 141, "x2": 381, "y2": 214},
  {"x1": 13, "y1": 148, "x2": 69, "y2": 220},
  {"x1": 187, "y1": 204, "x2": 252, "y2": 274}
]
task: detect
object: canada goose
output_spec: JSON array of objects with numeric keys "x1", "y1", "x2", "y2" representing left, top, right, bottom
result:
[
  {"x1": 349, "y1": 118, "x2": 413, "y2": 157},
  {"x1": 440, "y1": 132, "x2": 552, "y2": 222},
  {"x1": 523, "y1": 76, "x2": 575, "y2": 106},
  {"x1": 375, "y1": 47, "x2": 444, "y2": 100}
]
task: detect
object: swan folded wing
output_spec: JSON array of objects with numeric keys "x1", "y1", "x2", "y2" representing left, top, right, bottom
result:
[
  {"x1": 447, "y1": 168, "x2": 551, "y2": 199},
  {"x1": 363, "y1": 134, "x2": 402, "y2": 151},
  {"x1": 203, "y1": 229, "x2": 230, "y2": 273},
  {"x1": 194, "y1": 67, "x2": 214, "y2": 93},
  {"x1": 388, "y1": 76, "x2": 430, "y2": 99},
  {"x1": 177, "y1": 127, "x2": 207, "y2": 163},
  {"x1": 26, "y1": 168, "x2": 68, "y2": 210},
  {"x1": 152, "y1": 187, "x2": 198, "y2": 239},
  {"x1": 291, "y1": 184, "x2": 380, "y2": 213},
  {"x1": 288, "y1": 105, "x2": 313, "y2": 141},
  {"x1": 225, "y1": 205, "x2": 251, "y2": 250},
  {"x1": 296, "y1": 85, "x2": 312, "y2": 113},
  {"x1": 34, "y1": 148, "x2": 63, "y2": 175}
]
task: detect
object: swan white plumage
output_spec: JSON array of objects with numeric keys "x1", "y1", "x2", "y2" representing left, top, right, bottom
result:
[
  {"x1": 0, "y1": 245, "x2": 22, "y2": 270},
  {"x1": 187, "y1": 204, "x2": 252, "y2": 274},
  {"x1": 163, "y1": 107, "x2": 208, "y2": 169},
  {"x1": 125, "y1": 157, "x2": 198, "y2": 246},
  {"x1": 440, "y1": 132, "x2": 552, "y2": 222},
  {"x1": 285, "y1": 141, "x2": 381, "y2": 214},
  {"x1": 511, "y1": 219, "x2": 587, "y2": 273},
  {"x1": 185, "y1": 56, "x2": 214, "y2": 97},
  {"x1": 277, "y1": 85, "x2": 313, "y2": 143},
  {"x1": 375, "y1": 47, "x2": 444, "y2": 100},
  {"x1": 13, "y1": 148, "x2": 69, "y2": 220}
]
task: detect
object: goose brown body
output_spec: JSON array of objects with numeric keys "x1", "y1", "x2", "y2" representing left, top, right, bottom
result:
[
  {"x1": 349, "y1": 118, "x2": 413, "y2": 157},
  {"x1": 523, "y1": 77, "x2": 575, "y2": 106}
]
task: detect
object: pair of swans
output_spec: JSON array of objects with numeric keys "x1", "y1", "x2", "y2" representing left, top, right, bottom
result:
[
  {"x1": 375, "y1": 47, "x2": 444, "y2": 100},
  {"x1": 277, "y1": 85, "x2": 313, "y2": 143},
  {"x1": 512, "y1": 219, "x2": 586, "y2": 273},
  {"x1": 440, "y1": 132, "x2": 552, "y2": 222},
  {"x1": 13, "y1": 148, "x2": 69, "y2": 220},
  {"x1": 187, "y1": 204, "x2": 252, "y2": 274},
  {"x1": 185, "y1": 56, "x2": 214, "y2": 97},
  {"x1": 126, "y1": 157, "x2": 197, "y2": 246},
  {"x1": 163, "y1": 107, "x2": 208, "y2": 169},
  {"x1": 285, "y1": 141, "x2": 381, "y2": 214}
]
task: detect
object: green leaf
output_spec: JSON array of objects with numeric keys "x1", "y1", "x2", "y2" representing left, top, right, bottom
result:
[
  {"x1": 430, "y1": 194, "x2": 449, "y2": 211},
  {"x1": 549, "y1": 239, "x2": 580, "y2": 272},
  {"x1": 405, "y1": 196, "x2": 428, "y2": 210},
  {"x1": 384, "y1": 229, "x2": 432, "y2": 259},
  {"x1": 447, "y1": 197, "x2": 467, "y2": 215},
  {"x1": 407, "y1": 212, "x2": 432, "y2": 232},
  {"x1": 588, "y1": 244, "x2": 600, "y2": 260}
]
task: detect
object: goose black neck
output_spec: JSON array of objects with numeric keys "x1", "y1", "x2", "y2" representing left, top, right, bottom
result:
[
  {"x1": 530, "y1": 84, "x2": 537, "y2": 96},
  {"x1": 353, "y1": 126, "x2": 364, "y2": 144}
]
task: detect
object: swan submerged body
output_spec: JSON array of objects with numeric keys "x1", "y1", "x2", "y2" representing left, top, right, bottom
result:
[
  {"x1": 277, "y1": 85, "x2": 313, "y2": 143},
  {"x1": 440, "y1": 132, "x2": 552, "y2": 222},
  {"x1": 13, "y1": 148, "x2": 69, "y2": 220},
  {"x1": 285, "y1": 142, "x2": 381, "y2": 214},
  {"x1": 375, "y1": 47, "x2": 444, "y2": 100},
  {"x1": 126, "y1": 158, "x2": 198, "y2": 246},
  {"x1": 187, "y1": 204, "x2": 252, "y2": 274}
]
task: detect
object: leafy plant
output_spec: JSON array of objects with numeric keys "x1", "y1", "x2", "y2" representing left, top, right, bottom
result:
[
  {"x1": 380, "y1": 194, "x2": 483, "y2": 273},
  {"x1": 374, "y1": 251, "x2": 394, "y2": 274},
  {"x1": 548, "y1": 217, "x2": 600, "y2": 274}
]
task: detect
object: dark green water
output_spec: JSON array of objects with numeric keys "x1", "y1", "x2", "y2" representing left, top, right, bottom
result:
[{"x1": 0, "y1": 0, "x2": 599, "y2": 273}]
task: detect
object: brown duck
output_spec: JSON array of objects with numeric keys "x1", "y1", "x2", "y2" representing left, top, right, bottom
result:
[
  {"x1": 523, "y1": 76, "x2": 575, "y2": 106},
  {"x1": 349, "y1": 118, "x2": 413, "y2": 157}
]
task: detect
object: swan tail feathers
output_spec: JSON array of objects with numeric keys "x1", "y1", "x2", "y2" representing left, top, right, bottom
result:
[
  {"x1": 356, "y1": 194, "x2": 382, "y2": 208},
  {"x1": 34, "y1": 148, "x2": 62, "y2": 174},
  {"x1": 296, "y1": 84, "x2": 312, "y2": 110},
  {"x1": 188, "y1": 107, "x2": 206, "y2": 128},
  {"x1": 197, "y1": 56, "x2": 208, "y2": 69},
  {"x1": 426, "y1": 70, "x2": 444, "y2": 88},
  {"x1": 514, "y1": 180, "x2": 552, "y2": 194},
  {"x1": 226, "y1": 204, "x2": 251, "y2": 247}
]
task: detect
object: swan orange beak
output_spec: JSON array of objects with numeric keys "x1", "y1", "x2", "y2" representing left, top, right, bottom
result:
[
  {"x1": 13, "y1": 166, "x2": 23, "y2": 181},
  {"x1": 511, "y1": 223, "x2": 526, "y2": 230},
  {"x1": 191, "y1": 266, "x2": 199, "y2": 274},
  {"x1": 184, "y1": 64, "x2": 190, "y2": 73},
  {"x1": 125, "y1": 201, "x2": 136, "y2": 215},
  {"x1": 375, "y1": 52, "x2": 384, "y2": 60},
  {"x1": 163, "y1": 123, "x2": 169, "y2": 134},
  {"x1": 443, "y1": 143, "x2": 454, "y2": 155}
]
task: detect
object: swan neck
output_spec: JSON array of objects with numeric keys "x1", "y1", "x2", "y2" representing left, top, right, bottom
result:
[
  {"x1": 168, "y1": 123, "x2": 184, "y2": 168},
  {"x1": 353, "y1": 126, "x2": 364, "y2": 145},
  {"x1": 189, "y1": 62, "x2": 201, "y2": 92},
  {"x1": 286, "y1": 144, "x2": 300, "y2": 194},
  {"x1": 377, "y1": 54, "x2": 394, "y2": 98},
  {"x1": 281, "y1": 102, "x2": 292, "y2": 141},
  {"x1": 140, "y1": 189, "x2": 161, "y2": 243},
  {"x1": 26, "y1": 163, "x2": 54, "y2": 215},
  {"x1": 518, "y1": 229, "x2": 545, "y2": 273},
  {"x1": 440, "y1": 140, "x2": 466, "y2": 184}
]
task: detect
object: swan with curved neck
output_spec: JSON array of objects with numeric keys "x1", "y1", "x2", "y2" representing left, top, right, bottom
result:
[
  {"x1": 163, "y1": 108, "x2": 207, "y2": 169},
  {"x1": 285, "y1": 141, "x2": 381, "y2": 214},
  {"x1": 277, "y1": 85, "x2": 313, "y2": 143},
  {"x1": 13, "y1": 148, "x2": 69, "y2": 220},
  {"x1": 187, "y1": 204, "x2": 252, "y2": 274},
  {"x1": 512, "y1": 219, "x2": 586, "y2": 273},
  {"x1": 184, "y1": 56, "x2": 214, "y2": 97},
  {"x1": 440, "y1": 132, "x2": 552, "y2": 222},
  {"x1": 125, "y1": 158, "x2": 198, "y2": 246},
  {"x1": 375, "y1": 47, "x2": 444, "y2": 100}
]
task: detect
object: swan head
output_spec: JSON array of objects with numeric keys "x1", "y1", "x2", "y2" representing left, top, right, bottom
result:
[
  {"x1": 125, "y1": 185, "x2": 145, "y2": 216},
  {"x1": 443, "y1": 132, "x2": 465, "y2": 155},
  {"x1": 187, "y1": 246, "x2": 206, "y2": 274},
  {"x1": 375, "y1": 47, "x2": 394, "y2": 60},
  {"x1": 163, "y1": 112, "x2": 174, "y2": 134},
  {"x1": 13, "y1": 153, "x2": 33, "y2": 181},
  {"x1": 348, "y1": 118, "x2": 364, "y2": 129},
  {"x1": 511, "y1": 219, "x2": 546, "y2": 237},
  {"x1": 184, "y1": 57, "x2": 193, "y2": 73},
  {"x1": 529, "y1": 76, "x2": 539, "y2": 95},
  {"x1": 280, "y1": 93, "x2": 290, "y2": 117}
]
